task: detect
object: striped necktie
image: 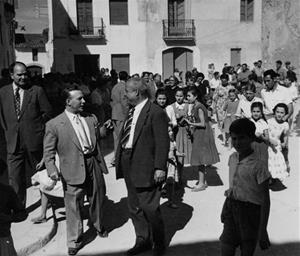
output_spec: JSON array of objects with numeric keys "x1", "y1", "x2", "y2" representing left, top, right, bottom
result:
[
  {"x1": 14, "y1": 87, "x2": 21, "y2": 119},
  {"x1": 121, "y1": 107, "x2": 135, "y2": 148}
]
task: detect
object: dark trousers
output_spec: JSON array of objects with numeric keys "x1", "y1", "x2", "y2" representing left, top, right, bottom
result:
[
  {"x1": 7, "y1": 137, "x2": 42, "y2": 206},
  {"x1": 63, "y1": 156, "x2": 106, "y2": 249},
  {"x1": 121, "y1": 149, "x2": 165, "y2": 247}
]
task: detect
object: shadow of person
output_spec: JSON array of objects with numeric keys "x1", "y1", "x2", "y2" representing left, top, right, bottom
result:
[
  {"x1": 205, "y1": 166, "x2": 223, "y2": 186},
  {"x1": 161, "y1": 202, "x2": 193, "y2": 246},
  {"x1": 102, "y1": 197, "x2": 129, "y2": 233}
]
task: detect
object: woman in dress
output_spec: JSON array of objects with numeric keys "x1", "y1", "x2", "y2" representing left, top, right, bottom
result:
[{"x1": 185, "y1": 87, "x2": 220, "y2": 192}]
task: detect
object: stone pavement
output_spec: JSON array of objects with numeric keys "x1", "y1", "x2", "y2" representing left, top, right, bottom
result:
[{"x1": 10, "y1": 101, "x2": 300, "y2": 256}]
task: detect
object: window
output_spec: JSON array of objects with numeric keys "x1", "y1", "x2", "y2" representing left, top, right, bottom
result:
[
  {"x1": 111, "y1": 54, "x2": 130, "y2": 74},
  {"x1": 231, "y1": 48, "x2": 241, "y2": 67},
  {"x1": 109, "y1": 0, "x2": 128, "y2": 25},
  {"x1": 77, "y1": 0, "x2": 93, "y2": 34},
  {"x1": 32, "y1": 48, "x2": 38, "y2": 61},
  {"x1": 240, "y1": 0, "x2": 254, "y2": 22}
]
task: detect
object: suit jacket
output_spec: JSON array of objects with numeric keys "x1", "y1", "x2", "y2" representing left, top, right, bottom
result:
[
  {"x1": 0, "y1": 84, "x2": 52, "y2": 153},
  {"x1": 43, "y1": 112, "x2": 108, "y2": 185},
  {"x1": 110, "y1": 81, "x2": 128, "y2": 121},
  {"x1": 115, "y1": 100, "x2": 170, "y2": 188}
]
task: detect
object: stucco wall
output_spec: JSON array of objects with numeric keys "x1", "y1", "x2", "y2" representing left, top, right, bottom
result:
[
  {"x1": 50, "y1": 0, "x2": 262, "y2": 75},
  {"x1": 262, "y1": 0, "x2": 300, "y2": 75}
]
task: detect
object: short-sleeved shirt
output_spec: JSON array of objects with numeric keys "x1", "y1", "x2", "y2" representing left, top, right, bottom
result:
[
  {"x1": 235, "y1": 97, "x2": 263, "y2": 119},
  {"x1": 228, "y1": 152, "x2": 271, "y2": 205},
  {"x1": 261, "y1": 84, "x2": 292, "y2": 115},
  {"x1": 268, "y1": 117, "x2": 289, "y2": 144}
]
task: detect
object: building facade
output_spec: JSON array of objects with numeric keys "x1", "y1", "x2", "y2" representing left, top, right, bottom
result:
[
  {"x1": 49, "y1": 0, "x2": 262, "y2": 78},
  {"x1": 0, "y1": 0, "x2": 16, "y2": 72}
]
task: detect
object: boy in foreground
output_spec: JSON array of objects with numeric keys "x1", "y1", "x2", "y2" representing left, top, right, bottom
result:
[{"x1": 220, "y1": 118, "x2": 271, "y2": 256}]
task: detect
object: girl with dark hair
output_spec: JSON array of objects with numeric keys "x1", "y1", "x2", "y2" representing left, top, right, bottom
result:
[
  {"x1": 185, "y1": 87, "x2": 219, "y2": 192},
  {"x1": 268, "y1": 103, "x2": 290, "y2": 180}
]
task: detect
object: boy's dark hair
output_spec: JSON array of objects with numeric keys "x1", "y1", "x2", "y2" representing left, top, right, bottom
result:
[
  {"x1": 229, "y1": 118, "x2": 256, "y2": 138},
  {"x1": 273, "y1": 103, "x2": 288, "y2": 115},
  {"x1": 220, "y1": 74, "x2": 229, "y2": 80},
  {"x1": 0, "y1": 159, "x2": 7, "y2": 176},
  {"x1": 263, "y1": 69, "x2": 278, "y2": 79},
  {"x1": 119, "y1": 71, "x2": 128, "y2": 81},
  {"x1": 155, "y1": 88, "x2": 167, "y2": 99}
]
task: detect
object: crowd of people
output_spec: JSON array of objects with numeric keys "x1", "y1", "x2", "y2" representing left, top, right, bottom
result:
[{"x1": 0, "y1": 59, "x2": 298, "y2": 256}]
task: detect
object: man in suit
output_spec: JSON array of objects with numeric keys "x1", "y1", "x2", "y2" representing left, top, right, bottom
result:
[
  {"x1": 43, "y1": 86, "x2": 109, "y2": 256},
  {"x1": 115, "y1": 78, "x2": 169, "y2": 256},
  {"x1": 0, "y1": 62, "x2": 52, "y2": 205},
  {"x1": 110, "y1": 71, "x2": 129, "y2": 166}
]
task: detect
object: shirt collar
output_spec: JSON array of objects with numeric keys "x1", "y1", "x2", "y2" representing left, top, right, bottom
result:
[
  {"x1": 134, "y1": 98, "x2": 148, "y2": 113},
  {"x1": 12, "y1": 82, "x2": 23, "y2": 92},
  {"x1": 175, "y1": 102, "x2": 185, "y2": 109},
  {"x1": 65, "y1": 110, "x2": 79, "y2": 121}
]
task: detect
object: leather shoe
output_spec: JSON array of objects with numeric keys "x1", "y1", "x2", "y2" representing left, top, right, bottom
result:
[
  {"x1": 68, "y1": 247, "x2": 79, "y2": 255},
  {"x1": 126, "y1": 241, "x2": 152, "y2": 255}
]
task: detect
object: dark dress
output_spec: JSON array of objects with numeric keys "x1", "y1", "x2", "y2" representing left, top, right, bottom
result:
[{"x1": 190, "y1": 101, "x2": 220, "y2": 166}]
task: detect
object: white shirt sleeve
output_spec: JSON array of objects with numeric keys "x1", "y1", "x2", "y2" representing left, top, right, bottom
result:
[{"x1": 166, "y1": 105, "x2": 177, "y2": 126}]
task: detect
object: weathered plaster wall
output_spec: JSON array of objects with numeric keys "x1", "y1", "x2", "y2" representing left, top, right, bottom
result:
[{"x1": 262, "y1": 0, "x2": 300, "y2": 75}]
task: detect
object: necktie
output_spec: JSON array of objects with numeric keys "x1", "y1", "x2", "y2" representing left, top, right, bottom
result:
[
  {"x1": 121, "y1": 107, "x2": 135, "y2": 148},
  {"x1": 14, "y1": 87, "x2": 21, "y2": 119},
  {"x1": 75, "y1": 115, "x2": 91, "y2": 151}
]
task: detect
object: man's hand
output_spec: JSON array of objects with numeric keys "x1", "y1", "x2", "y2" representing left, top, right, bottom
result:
[
  {"x1": 36, "y1": 158, "x2": 45, "y2": 171},
  {"x1": 154, "y1": 169, "x2": 166, "y2": 184},
  {"x1": 259, "y1": 229, "x2": 271, "y2": 250}
]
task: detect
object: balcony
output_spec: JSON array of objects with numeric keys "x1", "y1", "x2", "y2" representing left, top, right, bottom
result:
[
  {"x1": 69, "y1": 18, "x2": 105, "y2": 40},
  {"x1": 162, "y1": 19, "x2": 195, "y2": 44}
]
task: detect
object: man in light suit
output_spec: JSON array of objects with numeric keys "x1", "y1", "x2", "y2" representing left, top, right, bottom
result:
[
  {"x1": 110, "y1": 71, "x2": 129, "y2": 165},
  {"x1": 0, "y1": 62, "x2": 52, "y2": 205},
  {"x1": 115, "y1": 78, "x2": 169, "y2": 256},
  {"x1": 43, "y1": 86, "x2": 110, "y2": 256}
]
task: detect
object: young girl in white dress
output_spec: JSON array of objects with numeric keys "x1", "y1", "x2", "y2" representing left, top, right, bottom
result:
[{"x1": 268, "y1": 103, "x2": 289, "y2": 181}]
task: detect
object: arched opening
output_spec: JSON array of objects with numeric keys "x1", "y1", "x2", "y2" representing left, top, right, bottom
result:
[{"x1": 162, "y1": 47, "x2": 193, "y2": 80}]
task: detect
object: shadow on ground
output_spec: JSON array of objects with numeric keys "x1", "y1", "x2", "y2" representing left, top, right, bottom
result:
[{"x1": 46, "y1": 241, "x2": 300, "y2": 256}]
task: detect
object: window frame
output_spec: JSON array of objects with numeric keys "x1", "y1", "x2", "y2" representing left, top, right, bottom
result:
[
  {"x1": 240, "y1": 0, "x2": 254, "y2": 22},
  {"x1": 32, "y1": 48, "x2": 38, "y2": 62},
  {"x1": 109, "y1": 0, "x2": 128, "y2": 25}
]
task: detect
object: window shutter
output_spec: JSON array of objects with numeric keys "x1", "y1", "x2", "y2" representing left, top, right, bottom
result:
[
  {"x1": 240, "y1": 0, "x2": 246, "y2": 21},
  {"x1": 247, "y1": 0, "x2": 254, "y2": 21},
  {"x1": 111, "y1": 54, "x2": 130, "y2": 74},
  {"x1": 77, "y1": 0, "x2": 93, "y2": 34},
  {"x1": 109, "y1": 0, "x2": 128, "y2": 25}
]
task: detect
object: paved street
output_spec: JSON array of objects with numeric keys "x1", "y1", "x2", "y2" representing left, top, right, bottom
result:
[{"x1": 29, "y1": 103, "x2": 300, "y2": 256}]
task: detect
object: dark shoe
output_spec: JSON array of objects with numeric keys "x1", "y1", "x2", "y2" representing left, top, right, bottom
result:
[
  {"x1": 31, "y1": 216, "x2": 47, "y2": 224},
  {"x1": 97, "y1": 228, "x2": 108, "y2": 238},
  {"x1": 68, "y1": 247, "x2": 79, "y2": 255},
  {"x1": 153, "y1": 245, "x2": 166, "y2": 256},
  {"x1": 126, "y1": 241, "x2": 152, "y2": 255}
]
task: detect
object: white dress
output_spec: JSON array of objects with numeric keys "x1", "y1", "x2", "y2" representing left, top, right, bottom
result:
[{"x1": 268, "y1": 118, "x2": 289, "y2": 180}]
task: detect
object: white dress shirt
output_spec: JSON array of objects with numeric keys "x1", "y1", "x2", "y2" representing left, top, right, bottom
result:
[
  {"x1": 125, "y1": 98, "x2": 148, "y2": 149},
  {"x1": 235, "y1": 97, "x2": 263, "y2": 119},
  {"x1": 65, "y1": 110, "x2": 92, "y2": 153},
  {"x1": 12, "y1": 82, "x2": 24, "y2": 108}
]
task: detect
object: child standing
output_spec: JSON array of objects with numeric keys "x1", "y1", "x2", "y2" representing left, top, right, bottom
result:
[
  {"x1": 166, "y1": 88, "x2": 192, "y2": 166},
  {"x1": 220, "y1": 119, "x2": 271, "y2": 256},
  {"x1": 268, "y1": 103, "x2": 290, "y2": 180},
  {"x1": 0, "y1": 159, "x2": 28, "y2": 256},
  {"x1": 250, "y1": 102, "x2": 269, "y2": 169},
  {"x1": 185, "y1": 87, "x2": 220, "y2": 192},
  {"x1": 223, "y1": 89, "x2": 239, "y2": 146}
]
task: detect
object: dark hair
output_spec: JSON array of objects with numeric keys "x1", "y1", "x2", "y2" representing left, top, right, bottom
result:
[
  {"x1": 141, "y1": 71, "x2": 150, "y2": 77},
  {"x1": 61, "y1": 85, "x2": 81, "y2": 105},
  {"x1": 196, "y1": 72, "x2": 205, "y2": 80},
  {"x1": 245, "y1": 82, "x2": 256, "y2": 93},
  {"x1": 228, "y1": 88, "x2": 237, "y2": 94},
  {"x1": 119, "y1": 71, "x2": 128, "y2": 81},
  {"x1": 155, "y1": 88, "x2": 167, "y2": 99},
  {"x1": 9, "y1": 61, "x2": 27, "y2": 74},
  {"x1": 175, "y1": 87, "x2": 185, "y2": 95},
  {"x1": 263, "y1": 69, "x2": 278, "y2": 79},
  {"x1": 273, "y1": 103, "x2": 288, "y2": 115},
  {"x1": 187, "y1": 86, "x2": 198, "y2": 98},
  {"x1": 276, "y1": 60, "x2": 282, "y2": 65},
  {"x1": 213, "y1": 71, "x2": 219, "y2": 77},
  {"x1": 229, "y1": 118, "x2": 256, "y2": 138},
  {"x1": 251, "y1": 102, "x2": 266, "y2": 121},
  {"x1": 220, "y1": 74, "x2": 229, "y2": 80},
  {"x1": 248, "y1": 73, "x2": 258, "y2": 82},
  {"x1": 286, "y1": 71, "x2": 296, "y2": 82}
]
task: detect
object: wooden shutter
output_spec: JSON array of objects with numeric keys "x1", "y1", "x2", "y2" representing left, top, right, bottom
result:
[
  {"x1": 240, "y1": 0, "x2": 246, "y2": 21},
  {"x1": 77, "y1": 0, "x2": 93, "y2": 34},
  {"x1": 247, "y1": 0, "x2": 254, "y2": 21},
  {"x1": 111, "y1": 54, "x2": 130, "y2": 74},
  {"x1": 109, "y1": 0, "x2": 128, "y2": 25}
]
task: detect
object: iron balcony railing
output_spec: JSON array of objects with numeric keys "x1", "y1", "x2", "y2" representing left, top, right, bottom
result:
[
  {"x1": 163, "y1": 19, "x2": 195, "y2": 39},
  {"x1": 69, "y1": 18, "x2": 105, "y2": 38}
]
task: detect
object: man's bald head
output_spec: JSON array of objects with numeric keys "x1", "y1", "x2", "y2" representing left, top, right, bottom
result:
[{"x1": 125, "y1": 78, "x2": 149, "y2": 106}]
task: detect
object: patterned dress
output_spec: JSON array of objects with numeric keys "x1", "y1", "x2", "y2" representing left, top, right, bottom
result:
[{"x1": 213, "y1": 85, "x2": 231, "y2": 128}]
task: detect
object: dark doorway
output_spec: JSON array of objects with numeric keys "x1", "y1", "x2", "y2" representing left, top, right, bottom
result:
[
  {"x1": 162, "y1": 47, "x2": 193, "y2": 79},
  {"x1": 74, "y1": 54, "x2": 99, "y2": 76}
]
